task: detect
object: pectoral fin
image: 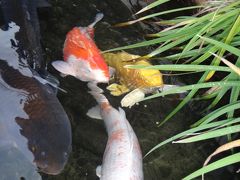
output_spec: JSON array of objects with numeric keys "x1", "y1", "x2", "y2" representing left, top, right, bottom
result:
[
  {"x1": 33, "y1": 75, "x2": 67, "y2": 93},
  {"x1": 161, "y1": 84, "x2": 187, "y2": 93},
  {"x1": 106, "y1": 83, "x2": 130, "y2": 96},
  {"x1": 51, "y1": 61, "x2": 75, "y2": 77},
  {"x1": 96, "y1": 165, "x2": 102, "y2": 178},
  {"x1": 108, "y1": 66, "x2": 116, "y2": 77},
  {"x1": 86, "y1": 105, "x2": 102, "y2": 119},
  {"x1": 121, "y1": 88, "x2": 145, "y2": 108}
]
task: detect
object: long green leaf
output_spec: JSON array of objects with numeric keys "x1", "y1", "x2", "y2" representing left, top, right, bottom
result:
[
  {"x1": 176, "y1": 124, "x2": 240, "y2": 143},
  {"x1": 145, "y1": 117, "x2": 240, "y2": 157},
  {"x1": 143, "y1": 82, "x2": 240, "y2": 101},
  {"x1": 206, "y1": 87, "x2": 230, "y2": 109},
  {"x1": 125, "y1": 64, "x2": 232, "y2": 72},
  {"x1": 135, "y1": 0, "x2": 170, "y2": 14},
  {"x1": 129, "y1": 6, "x2": 202, "y2": 25},
  {"x1": 182, "y1": 9, "x2": 239, "y2": 56},
  {"x1": 228, "y1": 58, "x2": 240, "y2": 118},
  {"x1": 192, "y1": 101, "x2": 240, "y2": 127},
  {"x1": 183, "y1": 152, "x2": 240, "y2": 180},
  {"x1": 199, "y1": 36, "x2": 240, "y2": 56}
]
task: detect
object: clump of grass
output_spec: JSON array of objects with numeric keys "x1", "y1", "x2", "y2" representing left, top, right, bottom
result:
[{"x1": 106, "y1": 0, "x2": 240, "y2": 179}]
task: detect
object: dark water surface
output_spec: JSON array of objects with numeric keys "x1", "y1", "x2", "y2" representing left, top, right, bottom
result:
[{"x1": 40, "y1": 0, "x2": 236, "y2": 179}]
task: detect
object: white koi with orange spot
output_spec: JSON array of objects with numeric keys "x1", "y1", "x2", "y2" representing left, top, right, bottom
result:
[{"x1": 87, "y1": 83, "x2": 143, "y2": 180}]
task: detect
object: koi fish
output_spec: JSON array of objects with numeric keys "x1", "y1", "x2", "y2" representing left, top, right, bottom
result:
[
  {"x1": 87, "y1": 82, "x2": 144, "y2": 180},
  {"x1": 0, "y1": 0, "x2": 71, "y2": 177},
  {"x1": 52, "y1": 13, "x2": 110, "y2": 83},
  {"x1": 103, "y1": 51, "x2": 163, "y2": 95},
  {"x1": 103, "y1": 51, "x2": 183, "y2": 107},
  {"x1": 103, "y1": 51, "x2": 163, "y2": 107}
]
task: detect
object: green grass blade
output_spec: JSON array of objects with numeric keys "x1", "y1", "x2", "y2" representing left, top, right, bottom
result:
[
  {"x1": 182, "y1": 9, "x2": 239, "y2": 56},
  {"x1": 145, "y1": 117, "x2": 240, "y2": 157},
  {"x1": 156, "y1": 71, "x2": 210, "y2": 126},
  {"x1": 103, "y1": 37, "x2": 164, "y2": 52},
  {"x1": 125, "y1": 64, "x2": 232, "y2": 72},
  {"x1": 191, "y1": 46, "x2": 219, "y2": 64},
  {"x1": 192, "y1": 101, "x2": 240, "y2": 127},
  {"x1": 135, "y1": 0, "x2": 170, "y2": 15},
  {"x1": 144, "y1": 120, "x2": 229, "y2": 157},
  {"x1": 199, "y1": 36, "x2": 240, "y2": 56},
  {"x1": 176, "y1": 124, "x2": 240, "y2": 143},
  {"x1": 206, "y1": 14, "x2": 240, "y2": 80},
  {"x1": 206, "y1": 87, "x2": 230, "y2": 109},
  {"x1": 228, "y1": 58, "x2": 240, "y2": 118},
  {"x1": 147, "y1": 36, "x2": 194, "y2": 57},
  {"x1": 183, "y1": 152, "x2": 240, "y2": 180},
  {"x1": 228, "y1": 86, "x2": 240, "y2": 118},
  {"x1": 103, "y1": 25, "x2": 199, "y2": 52},
  {"x1": 143, "y1": 82, "x2": 240, "y2": 101},
  {"x1": 134, "y1": 6, "x2": 202, "y2": 24},
  {"x1": 158, "y1": 89, "x2": 198, "y2": 126}
]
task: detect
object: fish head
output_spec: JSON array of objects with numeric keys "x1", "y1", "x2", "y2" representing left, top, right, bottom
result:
[
  {"x1": 15, "y1": 108, "x2": 72, "y2": 176},
  {"x1": 65, "y1": 54, "x2": 110, "y2": 83},
  {"x1": 20, "y1": 108, "x2": 72, "y2": 176},
  {"x1": 32, "y1": 143, "x2": 71, "y2": 175},
  {"x1": 63, "y1": 27, "x2": 89, "y2": 61}
]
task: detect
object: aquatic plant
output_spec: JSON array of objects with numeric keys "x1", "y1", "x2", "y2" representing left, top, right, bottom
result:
[{"x1": 106, "y1": 0, "x2": 240, "y2": 179}]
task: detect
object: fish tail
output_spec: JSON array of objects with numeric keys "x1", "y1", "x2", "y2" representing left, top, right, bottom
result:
[{"x1": 89, "y1": 13, "x2": 104, "y2": 28}]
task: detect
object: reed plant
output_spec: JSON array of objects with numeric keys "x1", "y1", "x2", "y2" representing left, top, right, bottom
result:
[{"x1": 106, "y1": 0, "x2": 240, "y2": 179}]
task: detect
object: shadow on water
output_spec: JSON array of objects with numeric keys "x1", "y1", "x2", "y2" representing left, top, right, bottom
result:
[{"x1": 37, "y1": 0, "x2": 239, "y2": 179}]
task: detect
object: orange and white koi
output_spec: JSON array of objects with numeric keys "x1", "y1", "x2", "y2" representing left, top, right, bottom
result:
[
  {"x1": 52, "y1": 13, "x2": 109, "y2": 83},
  {"x1": 87, "y1": 82, "x2": 143, "y2": 180}
]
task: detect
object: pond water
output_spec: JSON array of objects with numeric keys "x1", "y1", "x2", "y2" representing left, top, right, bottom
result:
[{"x1": 0, "y1": 0, "x2": 237, "y2": 179}]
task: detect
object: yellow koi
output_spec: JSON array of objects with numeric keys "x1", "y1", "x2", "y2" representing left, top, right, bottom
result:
[
  {"x1": 103, "y1": 51, "x2": 166, "y2": 107},
  {"x1": 103, "y1": 51, "x2": 163, "y2": 96}
]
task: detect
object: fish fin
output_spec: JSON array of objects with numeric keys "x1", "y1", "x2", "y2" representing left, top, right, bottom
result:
[
  {"x1": 108, "y1": 66, "x2": 115, "y2": 77},
  {"x1": 106, "y1": 83, "x2": 130, "y2": 96},
  {"x1": 96, "y1": 165, "x2": 102, "y2": 178},
  {"x1": 160, "y1": 84, "x2": 187, "y2": 93},
  {"x1": 121, "y1": 88, "x2": 145, "y2": 108},
  {"x1": 86, "y1": 105, "x2": 102, "y2": 120},
  {"x1": 33, "y1": 75, "x2": 67, "y2": 93},
  {"x1": 89, "y1": 13, "x2": 104, "y2": 28},
  {"x1": 60, "y1": 73, "x2": 67, "y2": 77},
  {"x1": 51, "y1": 61, "x2": 75, "y2": 76},
  {"x1": 118, "y1": 107, "x2": 127, "y2": 118},
  {"x1": 87, "y1": 82, "x2": 103, "y2": 93}
]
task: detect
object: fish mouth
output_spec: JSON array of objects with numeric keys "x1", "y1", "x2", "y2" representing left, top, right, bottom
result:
[{"x1": 37, "y1": 162, "x2": 65, "y2": 175}]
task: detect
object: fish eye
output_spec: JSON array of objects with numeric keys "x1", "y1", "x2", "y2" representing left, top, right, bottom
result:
[
  {"x1": 63, "y1": 152, "x2": 69, "y2": 160},
  {"x1": 41, "y1": 151, "x2": 46, "y2": 157},
  {"x1": 31, "y1": 146, "x2": 36, "y2": 153}
]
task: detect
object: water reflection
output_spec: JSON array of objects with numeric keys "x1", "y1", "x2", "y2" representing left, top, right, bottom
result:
[{"x1": 0, "y1": 11, "x2": 71, "y2": 180}]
